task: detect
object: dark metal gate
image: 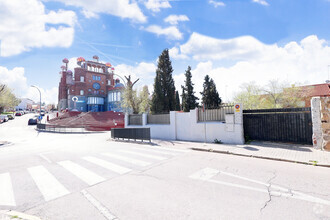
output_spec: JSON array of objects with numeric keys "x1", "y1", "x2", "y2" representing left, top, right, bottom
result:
[{"x1": 243, "y1": 108, "x2": 312, "y2": 144}]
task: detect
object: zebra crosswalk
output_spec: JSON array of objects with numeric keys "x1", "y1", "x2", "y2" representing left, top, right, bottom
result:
[{"x1": 0, "y1": 146, "x2": 189, "y2": 207}]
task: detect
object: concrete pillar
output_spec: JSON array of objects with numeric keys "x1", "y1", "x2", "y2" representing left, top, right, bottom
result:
[
  {"x1": 234, "y1": 103, "x2": 245, "y2": 144},
  {"x1": 311, "y1": 97, "x2": 322, "y2": 149},
  {"x1": 142, "y1": 113, "x2": 147, "y2": 126},
  {"x1": 234, "y1": 103, "x2": 243, "y2": 124},
  {"x1": 170, "y1": 111, "x2": 177, "y2": 140},
  {"x1": 124, "y1": 113, "x2": 129, "y2": 128}
]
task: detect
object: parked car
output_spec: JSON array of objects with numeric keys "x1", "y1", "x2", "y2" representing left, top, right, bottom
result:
[
  {"x1": 40, "y1": 110, "x2": 45, "y2": 116},
  {"x1": 7, "y1": 114, "x2": 14, "y2": 120},
  {"x1": 0, "y1": 115, "x2": 9, "y2": 122},
  {"x1": 28, "y1": 116, "x2": 39, "y2": 125},
  {"x1": 15, "y1": 112, "x2": 23, "y2": 116}
]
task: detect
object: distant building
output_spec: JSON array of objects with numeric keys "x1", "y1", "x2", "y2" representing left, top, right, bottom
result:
[
  {"x1": 298, "y1": 83, "x2": 330, "y2": 107},
  {"x1": 58, "y1": 56, "x2": 125, "y2": 112},
  {"x1": 16, "y1": 98, "x2": 34, "y2": 111}
]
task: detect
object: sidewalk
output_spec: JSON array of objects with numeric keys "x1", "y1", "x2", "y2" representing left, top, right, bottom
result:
[{"x1": 153, "y1": 140, "x2": 330, "y2": 167}]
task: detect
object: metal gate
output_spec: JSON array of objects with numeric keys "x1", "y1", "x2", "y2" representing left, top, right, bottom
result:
[{"x1": 243, "y1": 108, "x2": 312, "y2": 144}]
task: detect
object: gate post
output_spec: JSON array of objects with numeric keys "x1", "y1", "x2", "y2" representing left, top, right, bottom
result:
[
  {"x1": 311, "y1": 97, "x2": 330, "y2": 151},
  {"x1": 311, "y1": 97, "x2": 322, "y2": 149},
  {"x1": 234, "y1": 103, "x2": 245, "y2": 144}
]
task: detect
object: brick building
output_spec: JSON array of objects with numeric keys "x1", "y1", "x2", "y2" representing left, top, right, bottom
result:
[{"x1": 58, "y1": 56, "x2": 125, "y2": 112}]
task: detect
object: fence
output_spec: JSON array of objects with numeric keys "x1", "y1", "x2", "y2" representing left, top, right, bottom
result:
[
  {"x1": 147, "y1": 114, "x2": 170, "y2": 124},
  {"x1": 243, "y1": 108, "x2": 312, "y2": 144},
  {"x1": 128, "y1": 114, "x2": 142, "y2": 125},
  {"x1": 111, "y1": 128, "x2": 150, "y2": 142},
  {"x1": 198, "y1": 104, "x2": 234, "y2": 122},
  {"x1": 36, "y1": 123, "x2": 87, "y2": 133}
]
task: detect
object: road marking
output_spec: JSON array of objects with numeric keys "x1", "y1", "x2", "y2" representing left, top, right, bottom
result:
[
  {"x1": 0, "y1": 210, "x2": 41, "y2": 220},
  {"x1": 39, "y1": 153, "x2": 52, "y2": 163},
  {"x1": 102, "y1": 152, "x2": 151, "y2": 166},
  {"x1": 28, "y1": 166, "x2": 69, "y2": 201},
  {"x1": 0, "y1": 173, "x2": 16, "y2": 206},
  {"x1": 83, "y1": 156, "x2": 131, "y2": 175},
  {"x1": 190, "y1": 168, "x2": 330, "y2": 206},
  {"x1": 58, "y1": 160, "x2": 105, "y2": 185},
  {"x1": 189, "y1": 167, "x2": 219, "y2": 181},
  {"x1": 132, "y1": 147, "x2": 179, "y2": 156},
  {"x1": 118, "y1": 150, "x2": 167, "y2": 160},
  {"x1": 81, "y1": 190, "x2": 117, "y2": 220}
]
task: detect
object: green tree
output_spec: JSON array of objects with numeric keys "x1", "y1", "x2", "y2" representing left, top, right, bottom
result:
[
  {"x1": 138, "y1": 86, "x2": 150, "y2": 113},
  {"x1": 233, "y1": 82, "x2": 262, "y2": 109},
  {"x1": 181, "y1": 66, "x2": 199, "y2": 112},
  {"x1": 234, "y1": 80, "x2": 309, "y2": 109},
  {"x1": 200, "y1": 75, "x2": 221, "y2": 109},
  {"x1": 122, "y1": 87, "x2": 139, "y2": 114},
  {"x1": 175, "y1": 91, "x2": 181, "y2": 111},
  {"x1": 122, "y1": 75, "x2": 140, "y2": 114},
  {"x1": 151, "y1": 49, "x2": 176, "y2": 113},
  {"x1": 0, "y1": 85, "x2": 20, "y2": 112}
]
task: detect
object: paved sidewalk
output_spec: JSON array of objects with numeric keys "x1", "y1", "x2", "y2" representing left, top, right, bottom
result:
[{"x1": 152, "y1": 140, "x2": 330, "y2": 167}]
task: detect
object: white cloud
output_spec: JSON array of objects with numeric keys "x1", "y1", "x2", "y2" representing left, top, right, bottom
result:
[
  {"x1": 164, "y1": 15, "x2": 189, "y2": 25},
  {"x1": 209, "y1": 0, "x2": 225, "y2": 8},
  {"x1": 0, "y1": 0, "x2": 76, "y2": 57},
  {"x1": 115, "y1": 61, "x2": 157, "y2": 93},
  {"x1": 144, "y1": 25, "x2": 183, "y2": 40},
  {"x1": 51, "y1": 0, "x2": 147, "y2": 23},
  {"x1": 170, "y1": 33, "x2": 330, "y2": 102},
  {"x1": 252, "y1": 0, "x2": 269, "y2": 6},
  {"x1": 144, "y1": 0, "x2": 171, "y2": 12},
  {"x1": 0, "y1": 66, "x2": 58, "y2": 104}
]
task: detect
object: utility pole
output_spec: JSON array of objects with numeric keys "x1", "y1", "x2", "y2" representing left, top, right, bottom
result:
[{"x1": 31, "y1": 85, "x2": 41, "y2": 122}]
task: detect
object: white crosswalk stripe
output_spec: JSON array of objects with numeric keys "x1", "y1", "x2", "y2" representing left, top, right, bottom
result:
[
  {"x1": 0, "y1": 172, "x2": 16, "y2": 206},
  {"x1": 132, "y1": 147, "x2": 180, "y2": 156},
  {"x1": 83, "y1": 156, "x2": 131, "y2": 174},
  {"x1": 58, "y1": 160, "x2": 106, "y2": 186},
  {"x1": 102, "y1": 152, "x2": 151, "y2": 166},
  {"x1": 28, "y1": 166, "x2": 70, "y2": 201},
  {"x1": 118, "y1": 149, "x2": 167, "y2": 160}
]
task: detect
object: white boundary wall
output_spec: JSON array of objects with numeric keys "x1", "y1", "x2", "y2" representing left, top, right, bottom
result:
[{"x1": 125, "y1": 105, "x2": 244, "y2": 145}]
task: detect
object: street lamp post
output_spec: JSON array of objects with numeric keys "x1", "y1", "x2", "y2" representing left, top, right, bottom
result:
[{"x1": 31, "y1": 85, "x2": 41, "y2": 120}]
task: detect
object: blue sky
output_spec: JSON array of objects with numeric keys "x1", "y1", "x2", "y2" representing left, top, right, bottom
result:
[{"x1": 0, "y1": 0, "x2": 330, "y2": 104}]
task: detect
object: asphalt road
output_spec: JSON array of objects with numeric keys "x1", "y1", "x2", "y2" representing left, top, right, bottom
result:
[{"x1": 0, "y1": 114, "x2": 329, "y2": 220}]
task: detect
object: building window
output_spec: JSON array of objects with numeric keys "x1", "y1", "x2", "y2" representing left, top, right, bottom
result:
[
  {"x1": 92, "y1": 75, "x2": 101, "y2": 81},
  {"x1": 88, "y1": 89, "x2": 92, "y2": 92},
  {"x1": 107, "y1": 80, "x2": 111, "y2": 85},
  {"x1": 118, "y1": 92, "x2": 121, "y2": 101},
  {"x1": 80, "y1": 90, "x2": 84, "y2": 95},
  {"x1": 92, "y1": 66, "x2": 95, "y2": 72},
  {"x1": 67, "y1": 89, "x2": 69, "y2": 95},
  {"x1": 80, "y1": 76, "x2": 84, "y2": 82}
]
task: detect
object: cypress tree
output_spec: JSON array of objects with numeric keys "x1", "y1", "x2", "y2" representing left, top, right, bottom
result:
[
  {"x1": 175, "y1": 91, "x2": 181, "y2": 111},
  {"x1": 200, "y1": 75, "x2": 221, "y2": 109},
  {"x1": 181, "y1": 66, "x2": 199, "y2": 112},
  {"x1": 151, "y1": 49, "x2": 176, "y2": 113},
  {"x1": 151, "y1": 74, "x2": 164, "y2": 113}
]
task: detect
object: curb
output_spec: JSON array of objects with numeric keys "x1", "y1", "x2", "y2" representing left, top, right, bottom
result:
[
  {"x1": 191, "y1": 148, "x2": 330, "y2": 168},
  {"x1": 0, "y1": 210, "x2": 41, "y2": 220}
]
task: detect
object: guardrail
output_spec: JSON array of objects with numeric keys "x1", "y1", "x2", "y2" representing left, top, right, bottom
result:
[
  {"x1": 36, "y1": 123, "x2": 87, "y2": 133},
  {"x1": 111, "y1": 128, "x2": 150, "y2": 142}
]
